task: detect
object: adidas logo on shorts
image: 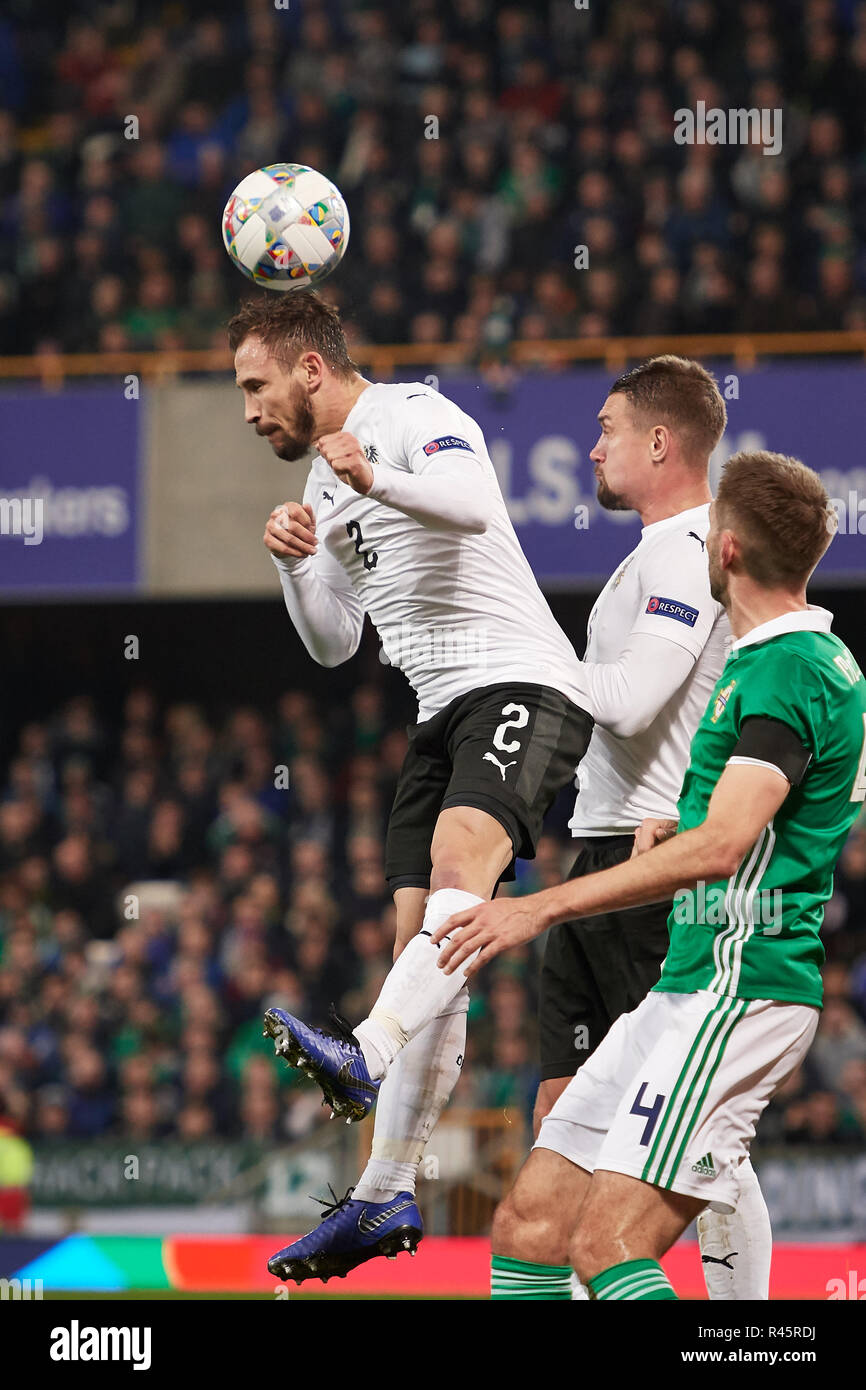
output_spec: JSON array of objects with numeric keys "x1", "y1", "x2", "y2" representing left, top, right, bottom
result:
[{"x1": 690, "y1": 1151, "x2": 717, "y2": 1177}]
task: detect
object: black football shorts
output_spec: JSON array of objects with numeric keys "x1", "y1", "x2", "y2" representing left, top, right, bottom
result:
[
  {"x1": 385, "y1": 681, "x2": 593, "y2": 892},
  {"x1": 539, "y1": 835, "x2": 673, "y2": 1081}
]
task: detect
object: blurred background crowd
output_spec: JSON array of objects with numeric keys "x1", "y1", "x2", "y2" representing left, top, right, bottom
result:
[
  {"x1": 0, "y1": 681, "x2": 865, "y2": 1150},
  {"x1": 2, "y1": 0, "x2": 866, "y2": 358}
]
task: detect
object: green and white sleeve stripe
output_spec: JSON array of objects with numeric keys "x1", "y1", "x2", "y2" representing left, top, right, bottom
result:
[{"x1": 709, "y1": 822, "x2": 776, "y2": 996}]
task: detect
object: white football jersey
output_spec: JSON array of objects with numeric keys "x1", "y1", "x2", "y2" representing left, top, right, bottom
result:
[
  {"x1": 570, "y1": 503, "x2": 730, "y2": 834},
  {"x1": 302, "y1": 381, "x2": 590, "y2": 722}
]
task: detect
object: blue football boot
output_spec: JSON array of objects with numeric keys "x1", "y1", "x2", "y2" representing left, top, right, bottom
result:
[
  {"x1": 263, "y1": 1005, "x2": 380, "y2": 1122},
  {"x1": 268, "y1": 1187, "x2": 423, "y2": 1283}
]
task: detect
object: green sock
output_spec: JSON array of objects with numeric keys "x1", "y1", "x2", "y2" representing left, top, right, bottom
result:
[
  {"x1": 490, "y1": 1254, "x2": 572, "y2": 1300},
  {"x1": 588, "y1": 1257, "x2": 677, "y2": 1301}
]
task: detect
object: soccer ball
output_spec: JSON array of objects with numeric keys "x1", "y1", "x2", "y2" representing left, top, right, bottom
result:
[{"x1": 221, "y1": 163, "x2": 350, "y2": 291}]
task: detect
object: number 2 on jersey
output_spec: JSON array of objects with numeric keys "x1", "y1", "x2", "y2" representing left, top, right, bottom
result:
[{"x1": 346, "y1": 519, "x2": 378, "y2": 571}]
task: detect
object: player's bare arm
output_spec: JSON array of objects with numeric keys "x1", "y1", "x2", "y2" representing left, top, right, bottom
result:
[
  {"x1": 263, "y1": 501, "x2": 318, "y2": 559},
  {"x1": 316, "y1": 431, "x2": 374, "y2": 494},
  {"x1": 432, "y1": 760, "x2": 791, "y2": 976}
]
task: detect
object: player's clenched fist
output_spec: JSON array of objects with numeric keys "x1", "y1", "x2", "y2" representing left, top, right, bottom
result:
[
  {"x1": 264, "y1": 502, "x2": 317, "y2": 560},
  {"x1": 316, "y1": 432, "x2": 373, "y2": 495},
  {"x1": 631, "y1": 817, "x2": 679, "y2": 858}
]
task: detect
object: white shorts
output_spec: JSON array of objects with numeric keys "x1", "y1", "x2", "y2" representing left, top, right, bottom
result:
[{"x1": 535, "y1": 988, "x2": 818, "y2": 1211}]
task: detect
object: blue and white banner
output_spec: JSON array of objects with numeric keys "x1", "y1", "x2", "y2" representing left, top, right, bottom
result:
[
  {"x1": 0, "y1": 387, "x2": 140, "y2": 595},
  {"x1": 441, "y1": 360, "x2": 866, "y2": 587},
  {"x1": 0, "y1": 361, "x2": 864, "y2": 597}
]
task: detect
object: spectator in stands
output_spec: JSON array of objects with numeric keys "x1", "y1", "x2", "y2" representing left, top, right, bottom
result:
[{"x1": 811, "y1": 996, "x2": 866, "y2": 1090}]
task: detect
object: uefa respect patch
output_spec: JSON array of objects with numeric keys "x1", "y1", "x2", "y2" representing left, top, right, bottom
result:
[
  {"x1": 646, "y1": 596, "x2": 699, "y2": 627},
  {"x1": 422, "y1": 436, "x2": 473, "y2": 455}
]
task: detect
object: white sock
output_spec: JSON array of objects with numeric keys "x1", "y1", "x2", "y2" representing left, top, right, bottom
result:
[
  {"x1": 570, "y1": 1272, "x2": 589, "y2": 1300},
  {"x1": 698, "y1": 1158, "x2": 772, "y2": 1300},
  {"x1": 354, "y1": 889, "x2": 483, "y2": 1080},
  {"x1": 353, "y1": 998, "x2": 467, "y2": 1203}
]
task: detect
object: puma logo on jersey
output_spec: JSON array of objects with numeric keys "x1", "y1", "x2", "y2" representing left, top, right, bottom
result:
[
  {"x1": 483, "y1": 752, "x2": 517, "y2": 780},
  {"x1": 687, "y1": 530, "x2": 706, "y2": 550},
  {"x1": 322, "y1": 488, "x2": 335, "y2": 503}
]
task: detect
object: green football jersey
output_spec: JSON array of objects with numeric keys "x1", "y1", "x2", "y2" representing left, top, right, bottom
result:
[{"x1": 655, "y1": 611, "x2": 866, "y2": 1008}]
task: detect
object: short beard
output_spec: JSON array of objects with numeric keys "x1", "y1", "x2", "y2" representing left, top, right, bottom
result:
[
  {"x1": 708, "y1": 556, "x2": 727, "y2": 606},
  {"x1": 270, "y1": 385, "x2": 317, "y2": 461},
  {"x1": 596, "y1": 480, "x2": 630, "y2": 512}
]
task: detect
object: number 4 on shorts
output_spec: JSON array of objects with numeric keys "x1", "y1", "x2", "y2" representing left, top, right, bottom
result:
[{"x1": 630, "y1": 1081, "x2": 666, "y2": 1146}]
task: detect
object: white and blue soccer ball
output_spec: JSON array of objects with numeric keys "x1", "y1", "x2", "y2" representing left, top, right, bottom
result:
[{"x1": 221, "y1": 163, "x2": 350, "y2": 291}]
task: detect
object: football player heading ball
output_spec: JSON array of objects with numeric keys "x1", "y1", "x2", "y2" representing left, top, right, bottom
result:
[{"x1": 231, "y1": 289, "x2": 595, "y2": 1280}]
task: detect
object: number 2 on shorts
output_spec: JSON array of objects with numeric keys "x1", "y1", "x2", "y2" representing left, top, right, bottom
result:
[{"x1": 493, "y1": 703, "x2": 529, "y2": 753}]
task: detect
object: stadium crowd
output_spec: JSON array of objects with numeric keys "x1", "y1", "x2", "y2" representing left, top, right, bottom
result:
[
  {"x1": 1, "y1": 0, "x2": 866, "y2": 358},
  {"x1": 0, "y1": 684, "x2": 865, "y2": 1151}
]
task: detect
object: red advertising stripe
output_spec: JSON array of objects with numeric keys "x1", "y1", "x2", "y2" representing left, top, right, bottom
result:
[
  {"x1": 662, "y1": 1241, "x2": 866, "y2": 1301},
  {"x1": 163, "y1": 1236, "x2": 866, "y2": 1297},
  {"x1": 167, "y1": 1235, "x2": 489, "y2": 1295}
]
